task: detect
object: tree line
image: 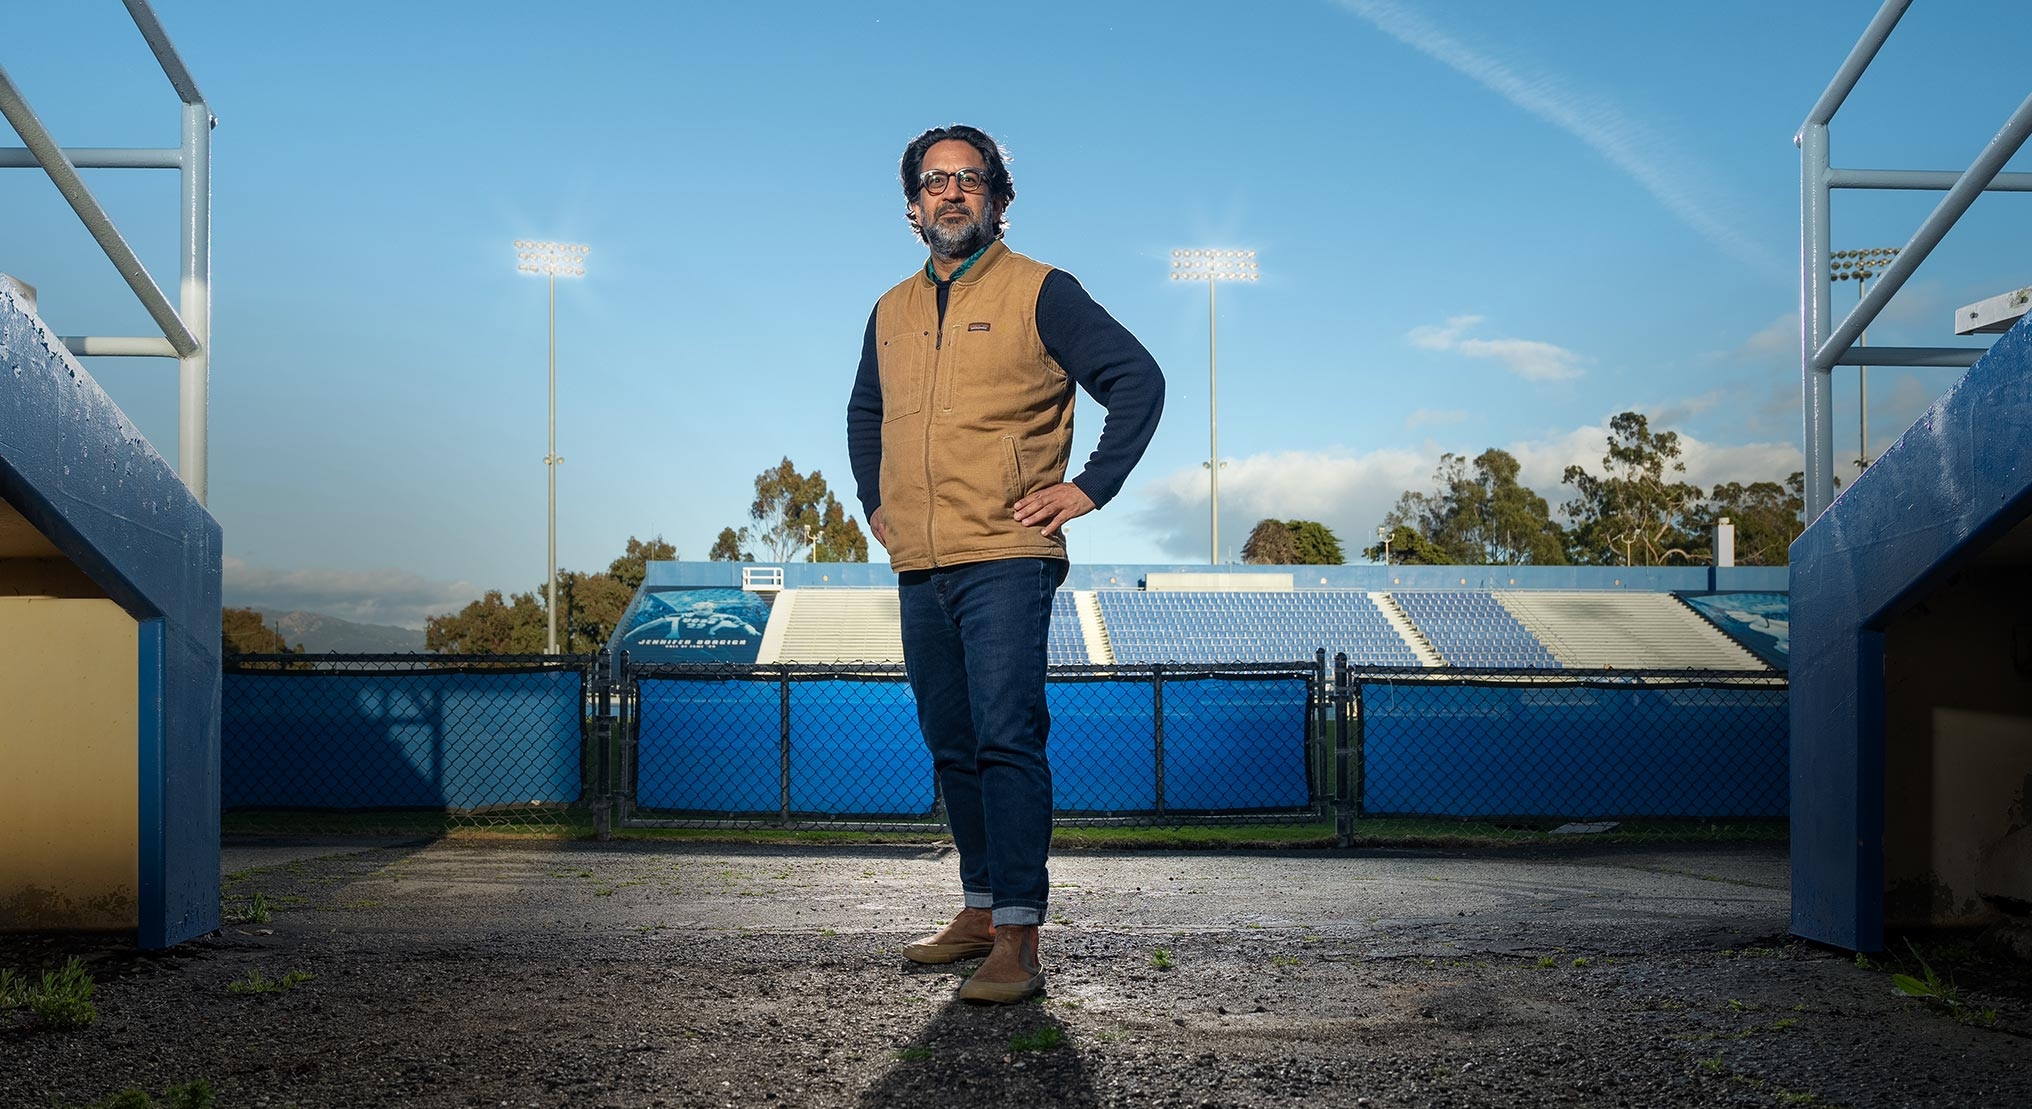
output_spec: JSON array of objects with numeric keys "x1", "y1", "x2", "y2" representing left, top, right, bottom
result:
[
  {"x1": 223, "y1": 458, "x2": 874, "y2": 658},
  {"x1": 709, "y1": 457, "x2": 868, "y2": 564},
  {"x1": 1245, "y1": 412, "x2": 1806, "y2": 568},
  {"x1": 230, "y1": 420, "x2": 1781, "y2": 658}
]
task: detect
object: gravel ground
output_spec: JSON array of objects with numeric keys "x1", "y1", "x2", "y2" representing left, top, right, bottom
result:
[{"x1": 2, "y1": 838, "x2": 2027, "y2": 1108}]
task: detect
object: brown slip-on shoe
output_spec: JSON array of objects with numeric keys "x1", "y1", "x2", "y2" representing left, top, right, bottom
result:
[
  {"x1": 902, "y1": 938, "x2": 995, "y2": 964},
  {"x1": 956, "y1": 967, "x2": 1046, "y2": 1004}
]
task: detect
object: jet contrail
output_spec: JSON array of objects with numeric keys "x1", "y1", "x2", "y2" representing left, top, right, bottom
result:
[{"x1": 1337, "y1": 0, "x2": 1784, "y2": 276}]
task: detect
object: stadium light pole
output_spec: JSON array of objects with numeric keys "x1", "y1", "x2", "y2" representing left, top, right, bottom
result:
[
  {"x1": 1829, "y1": 246, "x2": 1898, "y2": 474},
  {"x1": 514, "y1": 240, "x2": 589, "y2": 654},
  {"x1": 1171, "y1": 248, "x2": 1258, "y2": 564}
]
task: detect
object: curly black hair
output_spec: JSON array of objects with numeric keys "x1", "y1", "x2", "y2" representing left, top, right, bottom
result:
[{"x1": 900, "y1": 124, "x2": 1014, "y2": 234}]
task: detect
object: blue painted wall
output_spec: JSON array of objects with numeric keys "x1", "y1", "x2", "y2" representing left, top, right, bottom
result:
[
  {"x1": 1789, "y1": 313, "x2": 2032, "y2": 952},
  {"x1": 0, "y1": 287, "x2": 222, "y2": 948}
]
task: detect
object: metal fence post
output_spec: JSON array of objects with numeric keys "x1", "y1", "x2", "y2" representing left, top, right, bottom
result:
[
  {"x1": 592, "y1": 650, "x2": 612, "y2": 839},
  {"x1": 778, "y1": 666, "x2": 793, "y2": 824},
  {"x1": 1151, "y1": 663, "x2": 1166, "y2": 817},
  {"x1": 1334, "y1": 652, "x2": 1353, "y2": 848},
  {"x1": 617, "y1": 650, "x2": 634, "y2": 829},
  {"x1": 1313, "y1": 647, "x2": 1328, "y2": 813}
]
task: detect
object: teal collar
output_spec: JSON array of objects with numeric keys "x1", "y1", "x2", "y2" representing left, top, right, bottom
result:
[{"x1": 926, "y1": 244, "x2": 990, "y2": 285}]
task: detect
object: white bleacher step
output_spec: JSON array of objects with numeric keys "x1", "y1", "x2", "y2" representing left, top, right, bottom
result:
[
  {"x1": 1494, "y1": 591, "x2": 1764, "y2": 671},
  {"x1": 772, "y1": 588, "x2": 904, "y2": 664},
  {"x1": 753, "y1": 589, "x2": 796, "y2": 663},
  {"x1": 1375, "y1": 593, "x2": 1444, "y2": 667},
  {"x1": 1073, "y1": 590, "x2": 1114, "y2": 664}
]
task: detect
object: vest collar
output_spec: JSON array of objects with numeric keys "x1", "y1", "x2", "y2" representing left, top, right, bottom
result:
[{"x1": 922, "y1": 239, "x2": 1010, "y2": 287}]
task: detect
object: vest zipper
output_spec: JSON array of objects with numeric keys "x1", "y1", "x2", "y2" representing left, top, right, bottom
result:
[{"x1": 925, "y1": 287, "x2": 945, "y2": 566}]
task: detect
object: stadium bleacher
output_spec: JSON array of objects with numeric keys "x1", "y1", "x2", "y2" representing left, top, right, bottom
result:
[
  {"x1": 1095, "y1": 590, "x2": 1421, "y2": 665},
  {"x1": 746, "y1": 582, "x2": 1775, "y2": 672},
  {"x1": 1494, "y1": 591, "x2": 1765, "y2": 670},
  {"x1": 1048, "y1": 591, "x2": 1089, "y2": 665},
  {"x1": 1391, "y1": 591, "x2": 1561, "y2": 668}
]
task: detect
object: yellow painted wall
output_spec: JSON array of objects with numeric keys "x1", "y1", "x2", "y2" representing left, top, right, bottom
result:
[{"x1": 0, "y1": 593, "x2": 139, "y2": 931}]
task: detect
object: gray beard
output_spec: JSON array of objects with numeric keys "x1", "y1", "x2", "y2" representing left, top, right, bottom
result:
[{"x1": 923, "y1": 206, "x2": 997, "y2": 258}]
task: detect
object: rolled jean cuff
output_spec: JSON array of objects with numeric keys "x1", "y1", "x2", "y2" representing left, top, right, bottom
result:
[
  {"x1": 963, "y1": 888, "x2": 995, "y2": 910},
  {"x1": 991, "y1": 903, "x2": 1044, "y2": 927}
]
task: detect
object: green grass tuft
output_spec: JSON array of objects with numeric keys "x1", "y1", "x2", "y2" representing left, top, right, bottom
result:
[
  {"x1": 1149, "y1": 947, "x2": 1175, "y2": 971},
  {"x1": 223, "y1": 891, "x2": 272, "y2": 925},
  {"x1": 50, "y1": 1079, "x2": 216, "y2": 1109},
  {"x1": 1008, "y1": 1026, "x2": 1065, "y2": 1053},
  {"x1": 1886, "y1": 938, "x2": 1995, "y2": 1024},
  {"x1": 7, "y1": 957, "x2": 99, "y2": 1030}
]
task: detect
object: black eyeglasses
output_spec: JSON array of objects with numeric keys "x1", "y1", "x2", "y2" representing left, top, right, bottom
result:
[{"x1": 918, "y1": 168, "x2": 990, "y2": 196}]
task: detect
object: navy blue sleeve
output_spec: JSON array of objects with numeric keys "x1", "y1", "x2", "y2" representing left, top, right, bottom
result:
[
  {"x1": 1037, "y1": 270, "x2": 1165, "y2": 509},
  {"x1": 845, "y1": 306, "x2": 884, "y2": 519}
]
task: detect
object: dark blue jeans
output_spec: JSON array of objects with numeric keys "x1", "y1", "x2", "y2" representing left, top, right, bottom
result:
[{"x1": 898, "y1": 556, "x2": 1067, "y2": 927}]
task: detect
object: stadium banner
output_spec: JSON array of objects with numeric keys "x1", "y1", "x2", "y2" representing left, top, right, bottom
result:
[
  {"x1": 616, "y1": 587, "x2": 771, "y2": 664},
  {"x1": 1680, "y1": 592, "x2": 1790, "y2": 669}
]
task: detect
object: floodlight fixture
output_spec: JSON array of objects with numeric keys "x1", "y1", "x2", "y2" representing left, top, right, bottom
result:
[
  {"x1": 1170, "y1": 247, "x2": 1259, "y2": 564},
  {"x1": 1829, "y1": 246, "x2": 1898, "y2": 472},
  {"x1": 515, "y1": 239, "x2": 590, "y2": 278},
  {"x1": 515, "y1": 239, "x2": 592, "y2": 653}
]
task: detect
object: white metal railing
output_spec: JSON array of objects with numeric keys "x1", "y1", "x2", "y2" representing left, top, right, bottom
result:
[
  {"x1": 742, "y1": 566, "x2": 786, "y2": 592},
  {"x1": 1798, "y1": 0, "x2": 2032, "y2": 521},
  {"x1": 0, "y1": 1, "x2": 213, "y2": 503}
]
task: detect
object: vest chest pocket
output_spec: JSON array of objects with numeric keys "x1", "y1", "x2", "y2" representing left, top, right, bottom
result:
[
  {"x1": 942, "y1": 317, "x2": 1051, "y2": 414},
  {"x1": 878, "y1": 330, "x2": 932, "y2": 422}
]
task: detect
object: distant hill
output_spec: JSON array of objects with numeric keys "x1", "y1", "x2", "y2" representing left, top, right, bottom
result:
[{"x1": 255, "y1": 609, "x2": 426, "y2": 653}]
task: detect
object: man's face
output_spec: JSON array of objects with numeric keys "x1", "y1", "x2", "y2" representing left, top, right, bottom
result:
[{"x1": 913, "y1": 138, "x2": 998, "y2": 257}]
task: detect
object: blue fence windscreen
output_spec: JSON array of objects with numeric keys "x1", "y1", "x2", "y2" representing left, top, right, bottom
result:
[
  {"x1": 1160, "y1": 678, "x2": 1312, "y2": 811},
  {"x1": 789, "y1": 681, "x2": 933, "y2": 815},
  {"x1": 222, "y1": 669, "x2": 584, "y2": 810},
  {"x1": 632, "y1": 674, "x2": 1315, "y2": 818},
  {"x1": 1048, "y1": 681, "x2": 1156, "y2": 812},
  {"x1": 1358, "y1": 681, "x2": 1788, "y2": 819},
  {"x1": 634, "y1": 678, "x2": 788, "y2": 814}
]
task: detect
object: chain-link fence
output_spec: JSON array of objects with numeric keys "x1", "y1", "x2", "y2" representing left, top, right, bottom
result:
[
  {"x1": 621, "y1": 660, "x2": 1326, "y2": 830},
  {"x1": 219, "y1": 651, "x2": 1787, "y2": 843},
  {"x1": 1332, "y1": 658, "x2": 1789, "y2": 844},
  {"x1": 223, "y1": 654, "x2": 601, "y2": 834}
]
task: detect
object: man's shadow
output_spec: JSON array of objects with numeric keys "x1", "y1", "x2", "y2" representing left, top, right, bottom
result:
[{"x1": 855, "y1": 969, "x2": 1101, "y2": 1109}]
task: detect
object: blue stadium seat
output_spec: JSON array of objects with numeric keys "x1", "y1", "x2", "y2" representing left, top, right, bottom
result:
[
  {"x1": 1391, "y1": 592, "x2": 1560, "y2": 669},
  {"x1": 1092, "y1": 591, "x2": 1419, "y2": 665}
]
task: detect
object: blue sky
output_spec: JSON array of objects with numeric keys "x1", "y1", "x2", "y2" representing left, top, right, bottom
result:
[{"x1": 5, "y1": 1, "x2": 2028, "y2": 626}]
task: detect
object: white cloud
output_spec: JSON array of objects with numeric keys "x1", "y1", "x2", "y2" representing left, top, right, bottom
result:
[
  {"x1": 1130, "y1": 448, "x2": 1432, "y2": 561},
  {"x1": 1127, "y1": 417, "x2": 1803, "y2": 560},
  {"x1": 1650, "y1": 389, "x2": 1727, "y2": 428},
  {"x1": 1736, "y1": 313, "x2": 1798, "y2": 361},
  {"x1": 1506, "y1": 419, "x2": 1801, "y2": 495},
  {"x1": 1405, "y1": 407, "x2": 1468, "y2": 430},
  {"x1": 1873, "y1": 374, "x2": 1945, "y2": 449},
  {"x1": 1336, "y1": 0, "x2": 1783, "y2": 276},
  {"x1": 1408, "y1": 315, "x2": 1482, "y2": 350},
  {"x1": 222, "y1": 558, "x2": 483, "y2": 630},
  {"x1": 1408, "y1": 315, "x2": 1585, "y2": 381}
]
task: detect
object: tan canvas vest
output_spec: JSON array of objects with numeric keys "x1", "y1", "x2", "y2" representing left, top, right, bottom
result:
[{"x1": 873, "y1": 241, "x2": 1074, "y2": 572}]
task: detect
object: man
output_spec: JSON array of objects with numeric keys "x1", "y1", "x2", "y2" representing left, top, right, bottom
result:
[{"x1": 846, "y1": 124, "x2": 1165, "y2": 1003}]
